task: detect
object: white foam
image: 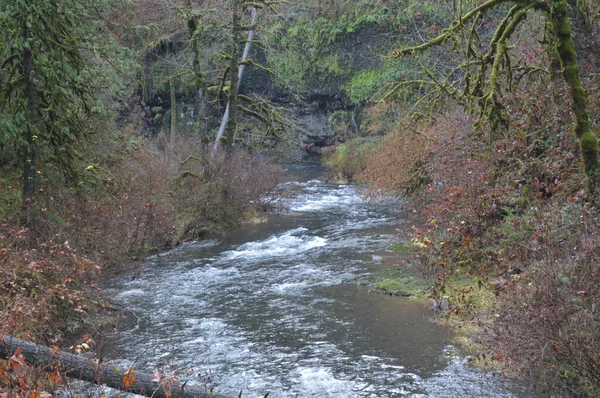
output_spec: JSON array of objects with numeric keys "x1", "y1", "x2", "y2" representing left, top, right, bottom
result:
[
  {"x1": 293, "y1": 367, "x2": 353, "y2": 395},
  {"x1": 360, "y1": 355, "x2": 381, "y2": 361},
  {"x1": 381, "y1": 364, "x2": 405, "y2": 370},
  {"x1": 223, "y1": 228, "x2": 327, "y2": 260},
  {"x1": 290, "y1": 193, "x2": 361, "y2": 212},
  {"x1": 113, "y1": 289, "x2": 146, "y2": 300},
  {"x1": 272, "y1": 282, "x2": 310, "y2": 294}
]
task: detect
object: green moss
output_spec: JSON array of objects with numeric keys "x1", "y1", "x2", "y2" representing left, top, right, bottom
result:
[
  {"x1": 372, "y1": 278, "x2": 430, "y2": 297},
  {"x1": 347, "y1": 70, "x2": 385, "y2": 105},
  {"x1": 554, "y1": 1, "x2": 569, "y2": 17},
  {"x1": 573, "y1": 85, "x2": 587, "y2": 107},
  {"x1": 388, "y1": 242, "x2": 414, "y2": 253},
  {"x1": 552, "y1": 0, "x2": 599, "y2": 193},
  {"x1": 554, "y1": 38, "x2": 575, "y2": 75},
  {"x1": 580, "y1": 132, "x2": 598, "y2": 152},
  {"x1": 359, "y1": 265, "x2": 432, "y2": 297},
  {"x1": 580, "y1": 132, "x2": 599, "y2": 175},
  {"x1": 555, "y1": 19, "x2": 571, "y2": 36}
]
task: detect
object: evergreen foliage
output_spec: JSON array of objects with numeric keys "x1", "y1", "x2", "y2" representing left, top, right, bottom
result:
[{"x1": 0, "y1": 0, "x2": 105, "y2": 224}]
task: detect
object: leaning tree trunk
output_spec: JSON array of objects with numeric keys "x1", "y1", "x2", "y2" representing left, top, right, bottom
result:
[
  {"x1": 225, "y1": 0, "x2": 240, "y2": 150},
  {"x1": 552, "y1": 0, "x2": 599, "y2": 194},
  {"x1": 212, "y1": 5, "x2": 258, "y2": 155},
  {"x1": 0, "y1": 335, "x2": 232, "y2": 398}
]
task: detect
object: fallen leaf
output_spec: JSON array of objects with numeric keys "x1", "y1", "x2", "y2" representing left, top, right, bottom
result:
[
  {"x1": 123, "y1": 368, "x2": 136, "y2": 389},
  {"x1": 9, "y1": 348, "x2": 26, "y2": 369}
]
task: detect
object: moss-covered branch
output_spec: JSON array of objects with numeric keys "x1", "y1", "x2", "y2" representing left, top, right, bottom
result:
[
  {"x1": 479, "y1": 5, "x2": 531, "y2": 132},
  {"x1": 395, "y1": 0, "x2": 508, "y2": 56},
  {"x1": 393, "y1": 0, "x2": 598, "y2": 192},
  {"x1": 552, "y1": 0, "x2": 599, "y2": 193}
]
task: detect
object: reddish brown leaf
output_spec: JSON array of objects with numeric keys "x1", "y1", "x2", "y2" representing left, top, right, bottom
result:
[
  {"x1": 123, "y1": 368, "x2": 136, "y2": 389},
  {"x1": 48, "y1": 369, "x2": 63, "y2": 385},
  {"x1": 9, "y1": 348, "x2": 26, "y2": 370}
]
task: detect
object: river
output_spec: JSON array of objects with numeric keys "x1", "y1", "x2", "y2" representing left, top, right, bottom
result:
[{"x1": 105, "y1": 164, "x2": 531, "y2": 397}]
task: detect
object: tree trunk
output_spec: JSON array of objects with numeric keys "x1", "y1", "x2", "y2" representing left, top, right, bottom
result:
[
  {"x1": 212, "y1": 5, "x2": 258, "y2": 155},
  {"x1": 0, "y1": 335, "x2": 232, "y2": 398},
  {"x1": 225, "y1": 0, "x2": 241, "y2": 150},
  {"x1": 170, "y1": 77, "x2": 177, "y2": 143},
  {"x1": 20, "y1": 23, "x2": 37, "y2": 226},
  {"x1": 184, "y1": 0, "x2": 207, "y2": 136},
  {"x1": 552, "y1": 0, "x2": 599, "y2": 194}
]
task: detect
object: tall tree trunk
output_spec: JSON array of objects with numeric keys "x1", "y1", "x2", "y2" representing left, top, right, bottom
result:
[
  {"x1": 552, "y1": 0, "x2": 599, "y2": 194},
  {"x1": 170, "y1": 77, "x2": 177, "y2": 143},
  {"x1": 142, "y1": 53, "x2": 150, "y2": 102},
  {"x1": 225, "y1": 0, "x2": 240, "y2": 150},
  {"x1": 212, "y1": 5, "x2": 258, "y2": 155},
  {"x1": 184, "y1": 0, "x2": 207, "y2": 136},
  {"x1": 21, "y1": 23, "x2": 37, "y2": 226},
  {"x1": 197, "y1": 87, "x2": 208, "y2": 139}
]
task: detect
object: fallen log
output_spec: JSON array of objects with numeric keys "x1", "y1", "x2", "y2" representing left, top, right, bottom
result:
[{"x1": 0, "y1": 335, "x2": 231, "y2": 398}]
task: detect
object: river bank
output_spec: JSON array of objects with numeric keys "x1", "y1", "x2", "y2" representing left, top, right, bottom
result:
[{"x1": 352, "y1": 224, "x2": 522, "y2": 384}]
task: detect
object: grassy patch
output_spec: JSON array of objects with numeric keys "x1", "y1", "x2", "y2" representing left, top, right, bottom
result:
[
  {"x1": 358, "y1": 264, "x2": 432, "y2": 297},
  {"x1": 388, "y1": 241, "x2": 416, "y2": 253}
]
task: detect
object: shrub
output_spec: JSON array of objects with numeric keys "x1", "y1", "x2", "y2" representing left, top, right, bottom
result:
[
  {"x1": 53, "y1": 142, "x2": 178, "y2": 271},
  {"x1": 0, "y1": 226, "x2": 102, "y2": 344},
  {"x1": 492, "y1": 246, "x2": 600, "y2": 395},
  {"x1": 173, "y1": 149, "x2": 284, "y2": 239},
  {"x1": 324, "y1": 136, "x2": 384, "y2": 182},
  {"x1": 358, "y1": 121, "x2": 436, "y2": 197}
]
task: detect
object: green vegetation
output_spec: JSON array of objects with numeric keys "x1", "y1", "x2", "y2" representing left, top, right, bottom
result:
[
  {"x1": 0, "y1": 0, "x2": 107, "y2": 225},
  {"x1": 263, "y1": 3, "x2": 401, "y2": 94},
  {"x1": 360, "y1": 265, "x2": 432, "y2": 297},
  {"x1": 1, "y1": 0, "x2": 600, "y2": 395},
  {"x1": 324, "y1": 136, "x2": 383, "y2": 182}
]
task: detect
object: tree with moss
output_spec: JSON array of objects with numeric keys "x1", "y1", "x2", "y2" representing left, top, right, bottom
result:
[
  {"x1": 0, "y1": 0, "x2": 104, "y2": 225},
  {"x1": 211, "y1": 0, "x2": 287, "y2": 154},
  {"x1": 393, "y1": 0, "x2": 599, "y2": 194}
]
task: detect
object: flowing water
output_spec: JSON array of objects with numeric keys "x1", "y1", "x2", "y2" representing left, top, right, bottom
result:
[{"x1": 105, "y1": 164, "x2": 531, "y2": 397}]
